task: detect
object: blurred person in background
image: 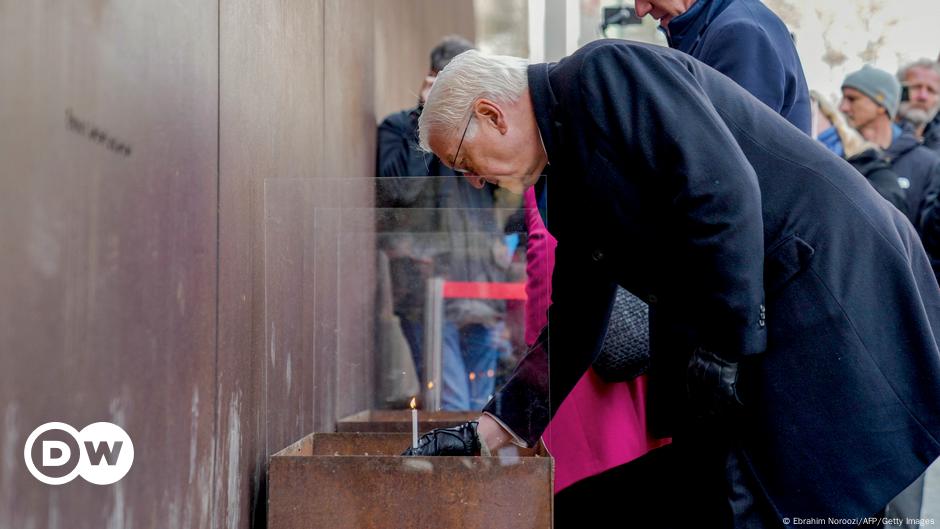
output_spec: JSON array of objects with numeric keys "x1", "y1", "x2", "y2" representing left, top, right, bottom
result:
[
  {"x1": 897, "y1": 59, "x2": 940, "y2": 153},
  {"x1": 375, "y1": 35, "x2": 511, "y2": 411},
  {"x1": 813, "y1": 90, "x2": 907, "y2": 215},
  {"x1": 822, "y1": 65, "x2": 940, "y2": 280}
]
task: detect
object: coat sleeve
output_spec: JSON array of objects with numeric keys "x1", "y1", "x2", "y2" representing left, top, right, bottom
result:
[
  {"x1": 576, "y1": 44, "x2": 767, "y2": 357},
  {"x1": 697, "y1": 22, "x2": 787, "y2": 116}
]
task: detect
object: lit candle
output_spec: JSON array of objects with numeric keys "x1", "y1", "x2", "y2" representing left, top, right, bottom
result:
[{"x1": 410, "y1": 397, "x2": 418, "y2": 449}]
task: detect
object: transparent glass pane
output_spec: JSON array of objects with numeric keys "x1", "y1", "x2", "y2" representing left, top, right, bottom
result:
[{"x1": 262, "y1": 177, "x2": 549, "y2": 424}]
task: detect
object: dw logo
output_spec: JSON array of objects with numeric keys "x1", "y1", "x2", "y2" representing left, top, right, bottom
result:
[{"x1": 23, "y1": 422, "x2": 134, "y2": 485}]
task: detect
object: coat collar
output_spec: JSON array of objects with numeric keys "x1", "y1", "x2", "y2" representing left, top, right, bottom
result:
[
  {"x1": 527, "y1": 62, "x2": 562, "y2": 168},
  {"x1": 665, "y1": 0, "x2": 734, "y2": 52}
]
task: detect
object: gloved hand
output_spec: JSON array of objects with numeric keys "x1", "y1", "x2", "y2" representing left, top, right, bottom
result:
[
  {"x1": 687, "y1": 346, "x2": 744, "y2": 420},
  {"x1": 402, "y1": 421, "x2": 481, "y2": 456}
]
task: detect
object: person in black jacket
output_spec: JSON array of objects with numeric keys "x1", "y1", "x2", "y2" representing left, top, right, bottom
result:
[
  {"x1": 846, "y1": 149, "x2": 908, "y2": 215},
  {"x1": 837, "y1": 65, "x2": 940, "y2": 231},
  {"x1": 406, "y1": 42, "x2": 940, "y2": 528}
]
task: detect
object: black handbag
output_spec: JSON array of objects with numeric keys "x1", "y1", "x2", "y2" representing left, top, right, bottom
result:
[{"x1": 592, "y1": 286, "x2": 650, "y2": 382}]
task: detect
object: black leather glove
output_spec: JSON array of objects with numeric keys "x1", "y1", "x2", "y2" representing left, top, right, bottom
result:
[
  {"x1": 687, "y1": 347, "x2": 744, "y2": 420},
  {"x1": 402, "y1": 421, "x2": 480, "y2": 456}
]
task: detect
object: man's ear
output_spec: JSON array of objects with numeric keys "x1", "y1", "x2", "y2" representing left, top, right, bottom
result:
[{"x1": 474, "y1": 99, "x2": 508, "y2": 134}]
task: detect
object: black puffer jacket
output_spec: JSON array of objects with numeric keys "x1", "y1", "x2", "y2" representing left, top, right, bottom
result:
[
  {"x1": 886, "y1": 129, "x2": 940, "y2": 227},
  {"x1": 846, "y1": 148, "x2": 908, "y2": 217},
  {"x1": 920, "y1": 112, "x2": 940, "y2": 154}
]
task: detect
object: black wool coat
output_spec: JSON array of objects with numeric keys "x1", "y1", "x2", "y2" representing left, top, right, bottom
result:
[{"x1": 483, "y1": 40, "x2": 940, "y2": 522}]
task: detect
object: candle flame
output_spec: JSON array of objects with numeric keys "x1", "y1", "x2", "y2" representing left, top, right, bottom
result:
[{"x1": 409, "y1": 397, "x2": 416, "y2": 409}]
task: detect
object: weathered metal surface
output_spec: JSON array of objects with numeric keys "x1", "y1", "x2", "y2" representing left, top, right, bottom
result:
[
  {"x1": 2, "y1": 1, "x2": 477, "y2": 527},
  {"x1": 310, "y1": 432, "x2": 413, "y2": 456},
  {"x1": 374, "y1": 0, "x2": 478, "y2": 120},
  {"x1": 268, "y1": 433, "x2": 553, "y2": 529},
  {"x1": 217, "y1": 0, "x2": 328, "y2": 526},
  {"x1": 0, "y1": 1, "x2": 218, "y2": 527},
  {"x1": 263, "y1": 178, "x2": 377, "y2": 435},
  {"x1": 337, "y1": 410, "x2": 479, "y2": 433}
]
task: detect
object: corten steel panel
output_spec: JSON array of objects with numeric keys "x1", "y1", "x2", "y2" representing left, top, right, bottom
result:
[
  {"x1": 324, "y1": 0, "x2": 379, "y2": 427},
  {"x1": 336, "y1": 410, "x2": 479, "y2": 433},
  {"x1": 0, "y1": 1, "x2": 217, "y2": 528},
  {"x1": 264, "y1": 178, "x2": 374, "y2": 450},
  {"x1": 374, "y1": 0, "x2": 477, "y2": 121},
  {"x1": 268, "y1": 433, "x2": 553, "y2": 529},
  {"x1": 309, "y1": 432, "x2": 413, "y2": 456},
  {"x1": 324, "y1": 0, "x2": 376, "y2": 180},
  {"x1": 263, "y1": 184, "x2": 314, "y2": 452},
  {"x1": 263, "y1": 178, "x2": 376, "y2": 435},
  {"x1": 324, "y1": 0, "x2": 380, "y2": 431},
  {"x1": 336, "y1": 196, "x2": 377, "y2": 420},
  {"x1": 373, "y1": 0, "x2": 423, "y2": 123},
  {"x1": 217, "y1": 1, "x2": 325, "y2": 528}
]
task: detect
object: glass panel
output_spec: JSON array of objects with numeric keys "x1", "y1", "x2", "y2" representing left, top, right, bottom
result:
[{"x1": 262, "y1": 177, "x2": 549, "y2": 425}]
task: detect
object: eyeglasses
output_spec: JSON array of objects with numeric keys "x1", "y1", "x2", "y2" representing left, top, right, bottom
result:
[{"x1": 450, "y1": 113, "x2": 474, "y2": 171}]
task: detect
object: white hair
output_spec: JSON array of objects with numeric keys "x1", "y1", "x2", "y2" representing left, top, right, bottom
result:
[
  {"x1": 897, "y1": 59, "x2": 940, "y2": 83},
  {"x1": 418, "y1": 49, "x2": 529, "y2": 153}
]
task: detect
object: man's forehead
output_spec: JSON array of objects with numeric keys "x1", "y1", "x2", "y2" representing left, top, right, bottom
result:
[
  {"x1": 842, "y1": 87, "x2": 861, "y2": 97},
  {"x1": 906, "y1": 67, "x2": 940, "y2": 85}
]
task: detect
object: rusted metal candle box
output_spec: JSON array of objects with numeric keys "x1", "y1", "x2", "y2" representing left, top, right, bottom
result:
[
  {"x1": 268, "y1": 432, "x2": 553, "y2": 528},
  {"x1": 336, "y1": 409, "x2": 480, "y2": 433}
]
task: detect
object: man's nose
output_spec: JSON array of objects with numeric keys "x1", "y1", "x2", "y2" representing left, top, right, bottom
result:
[
  {"x1": 464, "y1": 174, "x2": 486, "y2": 189},
  {"x1": 838, "y1": 99, "x2": 851, "y2": 114},
  {"x1": 913, "y1": 87, "x2": 930, "y2": 102},
  {"x1": 634, "y1": 1, "x2": 652, "y2": 17}
]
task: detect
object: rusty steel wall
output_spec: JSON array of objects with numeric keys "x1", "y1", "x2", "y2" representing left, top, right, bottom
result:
[
  {"x1": 217, "y1": 0, "x2": 328, "y2": 526},
  {"x1": 217, "y1": 1, "x2": 474, "y2": 527},
  {"x1": 0, "y1": 1, "x2": 219, "y2": 528},
  {"x1": 374, "y1": 0, "x2": 477, "y2": 122},
  {"x1": 0, "y1": 1, "x2": 476, "y2": 528}
]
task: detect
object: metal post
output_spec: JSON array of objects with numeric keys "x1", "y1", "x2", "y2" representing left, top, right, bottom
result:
[{"x1": 423, "y1": 277, "x2": 445, "y2": 411}]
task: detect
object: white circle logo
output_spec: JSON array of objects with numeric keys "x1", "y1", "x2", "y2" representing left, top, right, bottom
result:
[{"x1": 24, "y1": 421, "x2": 134, "y2": 485}]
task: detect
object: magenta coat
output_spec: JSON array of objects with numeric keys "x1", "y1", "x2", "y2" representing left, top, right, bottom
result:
[{"x1": 524, "y1": 188, "x2": 668, "y2": 493}]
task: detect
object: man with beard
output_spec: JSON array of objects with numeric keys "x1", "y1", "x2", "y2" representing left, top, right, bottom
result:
[{"x1": 897, "y1": 59, "x2": 940, "y2": 153}]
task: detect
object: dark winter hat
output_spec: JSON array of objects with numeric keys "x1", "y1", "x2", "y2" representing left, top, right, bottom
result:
[{"x1": 842, "y1": 65, "x2": 901, "y2": 119}]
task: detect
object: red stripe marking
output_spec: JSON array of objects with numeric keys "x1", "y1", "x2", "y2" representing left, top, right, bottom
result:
[{"x1": 442, "y1": 282, "x2": 528, "y2": 300}]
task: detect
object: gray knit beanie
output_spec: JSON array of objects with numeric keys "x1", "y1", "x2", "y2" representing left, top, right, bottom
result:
[{"x1": 842, "y1": 65, "x2": 901, "y2": 119}]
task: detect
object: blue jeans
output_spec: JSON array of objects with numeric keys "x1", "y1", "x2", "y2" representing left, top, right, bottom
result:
[
  {"x1": 441, "y1": 322, "x2": 500, "y2": 411},
  {"x1": 397, "y1": 315, "x2": 425, "y2": 383},
  {"x1": 398, "y1": 317, "x2": 500, "y2": 411}
]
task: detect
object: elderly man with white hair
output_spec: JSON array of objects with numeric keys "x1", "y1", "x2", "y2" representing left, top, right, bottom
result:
[
  {"x1": 403, "y1": 39, "x2": 940, "y2": 528},
  {"x1": 897, "y1": 58, "x2": 940, "y2": 152}
]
